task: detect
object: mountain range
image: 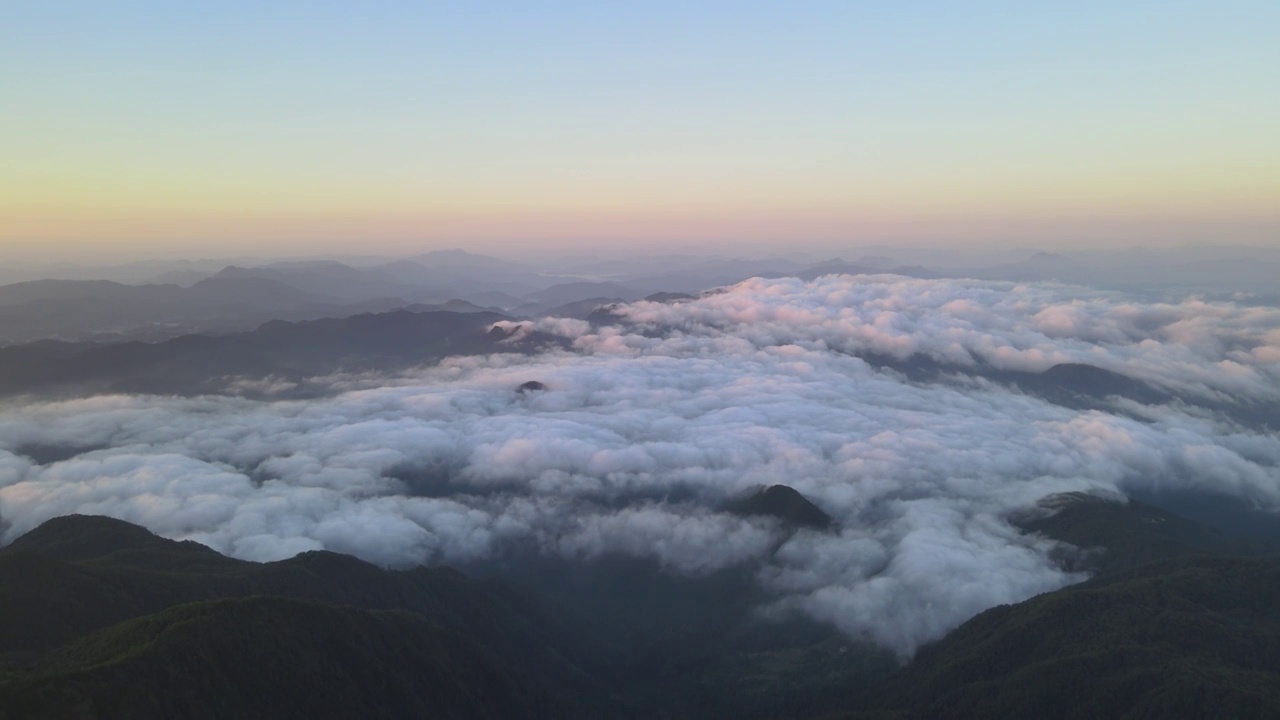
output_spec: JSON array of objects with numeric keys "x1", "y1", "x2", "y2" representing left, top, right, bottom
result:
[
  {"x1": 0, "y1": 253, "x2": 930, "y2": 345},
  {"x1": 1, "y1": 488, "x2": 1278, "y2": 719},
  {"x1": 0, "y1": 309, "x2": 566, "y2": 399}
]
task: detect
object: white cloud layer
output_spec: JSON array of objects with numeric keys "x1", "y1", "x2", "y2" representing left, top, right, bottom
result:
[{"x1": 1, "y1": 275, "x2": 1277, "y2": 655}]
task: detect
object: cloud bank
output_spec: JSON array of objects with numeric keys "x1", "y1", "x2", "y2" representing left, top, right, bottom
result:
[{"x1": 1, "y1": 274, "x2": 1277, "y2": 655}]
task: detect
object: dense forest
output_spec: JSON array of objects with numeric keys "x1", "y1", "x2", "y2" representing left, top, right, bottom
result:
[{"x1": 2, "y1": 490, "x2": 1278, "y2": 719}]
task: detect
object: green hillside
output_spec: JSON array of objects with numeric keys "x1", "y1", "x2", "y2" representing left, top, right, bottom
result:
[
  {"x1": 0, "y1": 597, "x2": 542, "y2": 720},
  {"x1": 2, "y1": 494, "x2": 1279, "y2": 720},
  {"x1": 0, "y1": 515, "x2": 605, "y2": 716},
  {"x1": 855, "y1": 555, "x2": 1280, "y2": 719}
]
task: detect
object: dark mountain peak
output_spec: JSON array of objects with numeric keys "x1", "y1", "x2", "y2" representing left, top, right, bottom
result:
[
  {"x1": 439, "y1": 298, "x2": 488, "y2": 311},
  {"x1": 1048, "y1": 363, "x2": 1159, "y2": 392},
  {"x1": 2, "y1": 514, "x2": 224, "y2": 565},
  {"x1": 585, "y1": 305, "x2": 627, "y2": 326},
  {"x1": 412, "y1": 249, "x2": 525, "y2": 272},
  {"x1": 488, "y1": 322, "x2": 527, "y2": 341},
  {"x1": 1041, "y1": 362, "x2": 1127, "y2": 382},
  {"x1": 1033, "y1": 490, "x2": 1120, "y2": 512},
  {"x1": 517, "y1": 380, "x2": 548, "y2": 393},
  {"x1": 729, "y1": 485, "x2": 832, "y2": 530},
  {"x1": 521, "y1": 296, "x2": 623, "y2": 320},
  {"x1": 6, "y1": 514, "x2": 159, "y2": 552},
  {"x1": 255, "y1": 318, "x2": 294, "y2": 333},
  {"x1": 644, "y1": 291, "x2": 693, "y2": 303},
  {"x1": 272, "y1": 549, "x2": 390, "y2": 580},
  {"x1": 1015, "y1": 492, "x2": 1242, "y2": 577},
  {"x1": 210, "y1": 264, "x2": 255, "y2": 277},
  {"x1": 811, "y1": 257, "x2": 848, "y2": 267},
  {"x1": 188, "y1": 273, "x2": 321, "y2": 303},
  {"x1": 1023, "y1": 363, "x2": 1171, "y2": 407}
]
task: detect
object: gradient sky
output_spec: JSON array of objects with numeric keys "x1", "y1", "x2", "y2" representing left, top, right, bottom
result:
[{"x1": 3, "y1": 1, "x2": 1278, "y2": 262}]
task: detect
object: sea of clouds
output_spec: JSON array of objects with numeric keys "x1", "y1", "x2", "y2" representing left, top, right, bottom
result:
[{"x1": 1, "y1": 275, "x2": 1277, "y2": 655}]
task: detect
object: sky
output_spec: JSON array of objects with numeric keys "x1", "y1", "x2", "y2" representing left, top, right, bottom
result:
[{"x1": 3, "y1": 1, "x2": 1278, "y2": 263}]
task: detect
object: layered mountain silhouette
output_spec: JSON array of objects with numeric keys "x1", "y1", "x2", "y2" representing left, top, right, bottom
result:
[
  {"x1": 3, "y1": 298, "x2": 1271, "y2": 438},
  {"x1": 0, "y1": 309, "x2": 566, "y2": 398},
  {"x1": 0, "y1": 254, "x2": 959, "y2": 346},
  {"x1": 0, "y1": 275, "x2": 429, "y2": 346}
]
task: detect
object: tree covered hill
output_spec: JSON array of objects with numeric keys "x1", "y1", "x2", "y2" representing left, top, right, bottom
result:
[
  {"x1": 2, "y1": 492, "x2": 1279, "y2": 719},
  {"x1": 849, "y1": 555, "x2": 1280, "y2": 719},
  {"x1": 0, "y1": 597, "x2": 543, "y2": 720},
  {"x1": 0, "y1": 515, "x2": 604, "y2": 718}
]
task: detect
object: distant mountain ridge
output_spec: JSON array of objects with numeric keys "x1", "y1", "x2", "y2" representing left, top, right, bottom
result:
[
  {"x1": 0, "y1": 308, "x2": 566, "y2": 399},
  {"x1": 0, "y1": 252, "x2": 1108, "y2": 346}
]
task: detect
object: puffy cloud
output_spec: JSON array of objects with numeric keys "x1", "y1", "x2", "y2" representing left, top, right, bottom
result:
[
  {"x1": 606, "y1": 275, "x2": 1280, "y2": 401},
  {"x1": 0, "y1": 275, "x2": 1277, "y2": 656}
]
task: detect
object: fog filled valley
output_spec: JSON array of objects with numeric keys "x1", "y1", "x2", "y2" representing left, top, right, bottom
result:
[
  {"x1": 1, "y1": 248, "x2": 1279, "y2": 718},
  {"x1": 8, "y1": 0, "x2": 1280, "y2": 713}
]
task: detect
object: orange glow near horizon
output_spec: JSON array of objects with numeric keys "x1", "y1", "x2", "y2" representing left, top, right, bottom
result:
[{"x1": 3, "y1": 2, "x2": 1278, "y2": 263}]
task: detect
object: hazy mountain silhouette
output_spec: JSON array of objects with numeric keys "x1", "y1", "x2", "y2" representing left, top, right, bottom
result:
[
  {"x1": 210, "y1": 262, "x2": 409, "y2": 302},
  {"x1": 0, "y1": 309, "x2": 565, "y2": 398},
  {"x1": 0, "y1": 275, "x2": 409, "y2": 345},
  {"x1": 523, "y1": 281, "x2": 646, "y2": 306},
  {"x1": 512, "y1": 296, "x2": 626, "y2": 319}
]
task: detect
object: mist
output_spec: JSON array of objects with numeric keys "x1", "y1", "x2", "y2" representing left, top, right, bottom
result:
[
  {"x1": 6, "y1": 2, "x2": 1279, "y2": 713},
  {"x1": 2, "y1": 273, "x2": 1276, "y2": 656}
]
